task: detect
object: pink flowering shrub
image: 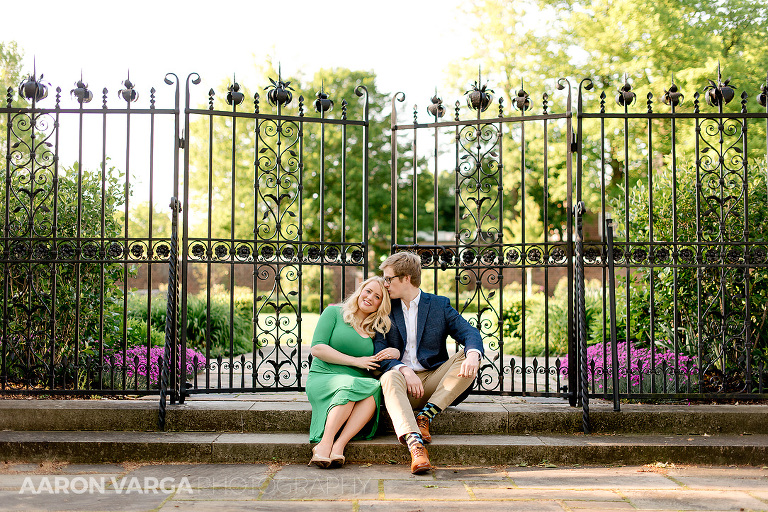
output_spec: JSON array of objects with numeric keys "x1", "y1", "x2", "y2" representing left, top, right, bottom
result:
[
  {"x1": 562, "y1": 341, "x2": 698, "y2": 393},
  {"x1": 104, "y1": 346, "x2": 206, "y2": 389}
]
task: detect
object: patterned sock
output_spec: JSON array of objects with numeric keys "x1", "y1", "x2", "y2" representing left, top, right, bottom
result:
[
  {"x1": 403, "y1": 432, "x2": 424, "y2": 450},
  {"x1": 417, "y1": 402, "x2": 442, "y2": 422}
]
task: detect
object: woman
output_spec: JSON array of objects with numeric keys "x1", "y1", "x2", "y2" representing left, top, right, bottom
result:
[{"x1": 306, "y1": 276, "x2": 397, "y2": 468}]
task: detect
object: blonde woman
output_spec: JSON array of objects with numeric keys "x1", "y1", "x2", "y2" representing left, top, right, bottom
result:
[{"x1": 306, "y1": 276, "x2": 398, "y2": 468}]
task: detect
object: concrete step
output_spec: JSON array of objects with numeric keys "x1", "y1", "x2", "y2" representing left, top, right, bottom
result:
[
  {"x1": 1, "y1": 431, "x2": 767, "y2": 466},
  {"x1": 1, "y1": 399, "x2": 767, "y2": 435}
]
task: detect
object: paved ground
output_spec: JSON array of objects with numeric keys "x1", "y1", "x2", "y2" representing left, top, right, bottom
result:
[{"x1": 0, "y1": 461, "x2": 766, "y2": 511}]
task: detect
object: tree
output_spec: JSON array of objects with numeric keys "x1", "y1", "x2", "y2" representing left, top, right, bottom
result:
[
  {"x1": 126, "y1": 200, "x2": 172, "y2": 240},
  {"x1": 0, "y1": 41, "x2": 24, "y2": 151},
  {"x1": 186, "y1": 67, "x2": 400, "y2": 271},
  {"x1": 1, "y1": 161, "x2": 127, "y2": 385},
  {"x1": 453, "y1": 0, "x2": 768, "y2": 240}
]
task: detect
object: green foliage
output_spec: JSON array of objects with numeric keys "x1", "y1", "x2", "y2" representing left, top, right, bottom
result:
[
  {"x1": 501, "y1": 279, "x2": 605, "y2": 356},
  {"x1": 125, "y1": 200, "x2": 172, "y2": 239},
  {"x1": 127, "y1": 293, "x2": 168, "y2": 331},
  {"x1": 127, "y1": 291, "x2": 252, "y2": 357},
  {"x1": 612, "y1": 161, "x2": 768, "y2": 387},
  {"x1": 1, "y1": 162, "x2": 127, "y2": 378},
  {"x1": 51, "y1": 163, "x2": 128, "y2": 354},
  {"x1": 124, "y1": 293, "x2": 167, "y2": 353},
  {"x1": 0, "y1": 41, "x2": 24, "y2": 150},
  {"x1": 186, "y1": 295, "x2": 252, "y2": 357},
  {"x1": 124, "y1": 317, "x2": 164, "y2": 351}
]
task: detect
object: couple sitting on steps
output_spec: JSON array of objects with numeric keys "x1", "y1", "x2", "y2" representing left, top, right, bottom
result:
[{"x1": 306, "y1": 251, "x2": 484, "y2": 474}]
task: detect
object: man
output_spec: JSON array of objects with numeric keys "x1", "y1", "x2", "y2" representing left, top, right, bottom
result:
[{"x1": 373, "y1": 252, "x2": 483, "y2": 474}]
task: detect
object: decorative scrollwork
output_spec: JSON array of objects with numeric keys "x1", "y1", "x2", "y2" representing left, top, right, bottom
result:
[
  {"x1": 255, "y1": 88, "x2": 301, "y2": 241},
  {"x1": 631, "y1": 247, "x2": 648, "y2": 264},
  {"x1": 550, "y1": 246, "x2": 567, "y2": 264},
  {"x1": 325, "y1": 246, "x2": 340, "y2": 263},
  {"x1": 505, "y1": 248, "x2": 520, "y2": 265},
  {"x1": 154, "y1": 242, "x2": 171, "y2": 260},
  {"x1": 107, "y1": 242, "x2": 123, "y2": 259},
  {"x1": 235, "y1": 243, "x2": 253, "y2": 261},
  {"x1": 679, "y1": 247, "x2": 695, "y2": 263},
  {"x1": 213, "y1": 243, "x2": 229, "y2": 261},
  {"x1": 129, "y1": 242, "x2": 146, "y2": 259},
  {"x1": 456, "y1": 117, "x2": 501, "y2": 246},
  {"x1": 526, "y1": 247, "x2": 543, "y2": 264},
  {"x1": 651, "y1": 246, "x2": 671, "y2": 264},
  {"x1": 190, "y1": 243, "x2": 206, "y2": 259},
  {"x1": 584, "y1": 245, "x2": 602, "y2": 264}
]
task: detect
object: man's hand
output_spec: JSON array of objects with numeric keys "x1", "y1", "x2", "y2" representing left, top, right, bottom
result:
[
  {"x1": 400, "y1": 366, "x2": 424, "y2": 399},
  {"x1": 374, "y1": 348, "x2": 400, "y2": 361},
  {"x1": 457, "y1": 352, "x2": 481, "y2": 378}
]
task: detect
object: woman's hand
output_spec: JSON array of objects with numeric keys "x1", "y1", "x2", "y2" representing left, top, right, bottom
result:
[
  {"x1": 355, "y1": 356, "x2": 381, "y2": 371},
  {"x1": 373, "y1": 348, "x2": 400, "y2": 361}
]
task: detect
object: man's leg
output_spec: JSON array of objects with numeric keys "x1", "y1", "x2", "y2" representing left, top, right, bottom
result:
[
  {"x1": 379, "y1": 370, "x2": 421, "y2": 440},
  {"x1": 421, "y1": 351, "x2": 475, "y2": 410},
  {"x1": 380, "y1": 370, "x2": 432, "y2": 474},
  {"x1": 411, "y1": 351, "x2": 475, "y2": 443}
]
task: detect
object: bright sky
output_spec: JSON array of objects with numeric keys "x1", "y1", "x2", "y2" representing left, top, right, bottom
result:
[{"x1": 5, "y1": 0, "x2": 474, "y2": 110}]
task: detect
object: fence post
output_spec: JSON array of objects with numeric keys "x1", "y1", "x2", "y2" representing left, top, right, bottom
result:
[
  {"x1": 159, "y1": 73, "x2": 182, "y2": 431},
  {"x1": 159, "y1": 196, "x2": 181, "y2": 431},
  {"x1": 605, "y1": 213, "x2": 620, "y2": 412},
  {"x1": 575, "y1": 201, "x2": 590, "y2": 434}
]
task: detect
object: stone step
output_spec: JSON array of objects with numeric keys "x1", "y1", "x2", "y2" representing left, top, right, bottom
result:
[
  {"x1": 1, "y1": 399, "x2": 767, "y2": 435},
  {"x1": 1, "y1": 431, "x2": 767, "y2": 466}
]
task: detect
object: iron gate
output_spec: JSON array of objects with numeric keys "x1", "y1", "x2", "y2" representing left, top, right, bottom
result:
[
  {"x1": 1, "y1": 70, "x2": 180, "y2": 396},
  {"x1": 388, "y1": 77, "x2": 576, "y2": 399},
  {"x1": 174, "y1": 73, "x2": 371, "y2": 401},
  {"x1": 575, "y1": 71, "x2": 768, "y2": 404}
]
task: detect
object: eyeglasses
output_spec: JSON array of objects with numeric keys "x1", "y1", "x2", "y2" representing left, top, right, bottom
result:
[{"x1": 383, "y1": 275, "x2": 405, "y2": 285}]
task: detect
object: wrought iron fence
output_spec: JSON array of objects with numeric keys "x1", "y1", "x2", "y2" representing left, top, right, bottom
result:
[
  {"x1": 177, "y1": 73, "x2": 371, "y2": 398},
  {"x1": 2, "y1": 67, "x2": 768, "y2": 420}
]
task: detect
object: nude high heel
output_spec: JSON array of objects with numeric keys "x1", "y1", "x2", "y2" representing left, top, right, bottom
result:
[
  {"x1": 308, "y1": 446, "x2": 332, "y2": 469},
  {"x1": 330, "y1": 453, "x2": 346, "y2": 467}
]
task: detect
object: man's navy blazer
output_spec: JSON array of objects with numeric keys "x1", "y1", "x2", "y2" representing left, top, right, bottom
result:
[{"x1": 373, "y1": 291, "x2": 484, "y2": 374}]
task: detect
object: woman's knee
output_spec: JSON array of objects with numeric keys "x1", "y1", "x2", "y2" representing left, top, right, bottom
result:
[{"x1": 356, "y1": 395, "x2": 376, "y2": 409}]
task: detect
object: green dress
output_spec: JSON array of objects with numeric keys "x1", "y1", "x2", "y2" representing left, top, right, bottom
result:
[{"x1": 306, "y1": 305, "x2": 382, "y2": 443}]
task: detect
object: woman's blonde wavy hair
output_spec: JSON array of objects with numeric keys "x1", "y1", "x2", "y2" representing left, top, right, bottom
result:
[{"x1": 341, "y1": 276, "x2": 392, "y2": 337}]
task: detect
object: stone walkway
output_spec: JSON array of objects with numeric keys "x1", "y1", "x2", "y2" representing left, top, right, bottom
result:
[{"x1": 1, "y1": 462, "x2": 766, "y2": 511}]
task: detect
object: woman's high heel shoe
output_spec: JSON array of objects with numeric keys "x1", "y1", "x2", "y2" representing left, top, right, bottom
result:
[
  {"x1": 330, "y1": 453, "x2": 346, "y2": 468},
  {"x1": 308, "y1": 446, "x2": 332, "y2": 469}
]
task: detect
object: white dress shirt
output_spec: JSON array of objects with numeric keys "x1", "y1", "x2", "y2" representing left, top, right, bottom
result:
[{"x1": 399, "y1": 291, "x2": 426, "y2": 371}]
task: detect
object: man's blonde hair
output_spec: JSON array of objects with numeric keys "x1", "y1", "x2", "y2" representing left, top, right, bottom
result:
[
  {"x1": 341, "y1": 276, "x2": 392, "y2": 336},
  {"x1": 379, "y1": 251, "x2": 421, "y2": 287}
]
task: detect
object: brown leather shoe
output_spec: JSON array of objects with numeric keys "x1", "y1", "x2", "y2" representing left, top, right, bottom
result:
[
  {"x1": 409, "y1": 442, "x2": 432, "y2": 474},
  {"x1": 416, "y1": 414, "x2": 432, "y2": 443}
]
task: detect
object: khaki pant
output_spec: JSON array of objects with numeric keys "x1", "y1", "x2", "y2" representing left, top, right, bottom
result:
[{"x1": 380, "y1": 351, "x2": 475, "y2": 439}]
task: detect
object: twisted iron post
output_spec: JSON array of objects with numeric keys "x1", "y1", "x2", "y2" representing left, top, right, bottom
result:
[
  {"x1": 159, "y1": 196, "x2": 180, "y2": 431},
  {"x1": 575, "y1": 201, "x2": 590, "y2": 434}
]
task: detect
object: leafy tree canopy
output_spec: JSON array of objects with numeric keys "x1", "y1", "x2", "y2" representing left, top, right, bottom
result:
[
  {"x1": 186, "y1": 65, "x2": 401, "y2": 269},
  {"x1": 444, "y1": 0, "x2": 768, "y2": 241},
  {"x1": 0, "y1": 41, "x2": 24, "y2": 150}
]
